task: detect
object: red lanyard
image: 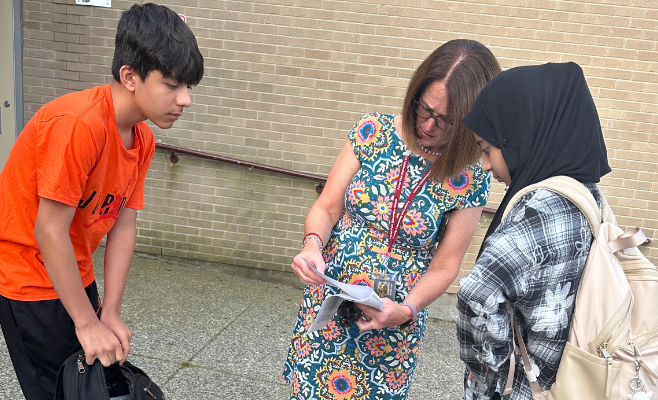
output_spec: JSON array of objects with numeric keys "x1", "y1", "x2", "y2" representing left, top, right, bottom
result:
[{"x1": 387, "y1": 155, "x2": 431, "y2": 255}]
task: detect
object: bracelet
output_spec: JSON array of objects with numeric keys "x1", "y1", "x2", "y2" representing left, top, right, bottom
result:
[
  {"x1": 399, "y1": 301, "x2": 418, "y2": 329},
  {"x1": 302, "y1": 233, "x2": 324, "y2": 250}
]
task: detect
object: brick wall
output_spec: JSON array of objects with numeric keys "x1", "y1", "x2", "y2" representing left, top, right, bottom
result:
[{"x1": 21, "y1": 0, "x2": 658, "y2": 292}]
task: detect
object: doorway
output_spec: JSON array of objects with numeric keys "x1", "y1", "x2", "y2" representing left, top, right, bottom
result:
[{"x1": 0, "y1": 0, "x2": 23, "y2": 169}]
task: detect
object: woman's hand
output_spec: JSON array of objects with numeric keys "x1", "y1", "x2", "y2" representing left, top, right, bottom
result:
[
  {"x1": 355, "y1": 298, "x2": 414, "y2": 331},
  {"x1": 291, "y1": 247, "x2": 327, "y2": 286}
]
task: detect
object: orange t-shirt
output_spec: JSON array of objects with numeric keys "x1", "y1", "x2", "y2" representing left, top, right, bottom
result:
[{"x1": 0, "y1": 84, "x2": 155, "y2": 301}]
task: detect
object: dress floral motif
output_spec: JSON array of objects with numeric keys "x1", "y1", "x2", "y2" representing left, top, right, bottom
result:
[{"x1": 283, "y1": 113, "x2": 490, "y2": 399}]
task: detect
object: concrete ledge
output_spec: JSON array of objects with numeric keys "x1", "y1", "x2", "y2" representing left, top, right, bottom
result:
[{"x1": 132, "y1": 251, "x2": 306, "y2": 290}]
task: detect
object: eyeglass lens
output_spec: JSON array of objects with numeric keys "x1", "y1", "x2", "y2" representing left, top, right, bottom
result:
[{"x1": 414, "y1": 100, "x2": 448, "y2": 130}]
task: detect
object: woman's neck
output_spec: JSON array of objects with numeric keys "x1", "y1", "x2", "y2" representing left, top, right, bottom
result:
[{"x1": 393, "y1": 114, "x2": 439, "y2": 162}]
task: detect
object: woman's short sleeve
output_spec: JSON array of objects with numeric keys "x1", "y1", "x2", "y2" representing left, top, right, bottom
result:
[
  {"x1": 465, "y1": 163, "x2": 491, "y2": 208},
  {"x1": 444, "y1": 162, "x2": 491, "y2": 210},
  {"x1": 347, "y1": 113, "x2": 388, "y2": 163}
]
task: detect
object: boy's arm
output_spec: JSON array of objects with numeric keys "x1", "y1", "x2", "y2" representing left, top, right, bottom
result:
[
  {"x1": 34, "y1": 198, "x2": 124, "y2": 366},
  {"x1": 101, "y1": 206, "x2": 137, "y2": 365}
]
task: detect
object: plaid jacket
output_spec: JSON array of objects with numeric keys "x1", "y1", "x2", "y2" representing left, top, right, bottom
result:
[{"x1": 457, "y1": 183, "x2": 600, "y2": 400}]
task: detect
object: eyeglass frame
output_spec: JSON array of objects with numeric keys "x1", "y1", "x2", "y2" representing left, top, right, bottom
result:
[{"x1": 412, "y1": 99, "x2": 452, "y2": 132}]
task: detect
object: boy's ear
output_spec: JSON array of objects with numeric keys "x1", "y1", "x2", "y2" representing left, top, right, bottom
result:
[{"x1": 119, "y1": 66, "x2": 140, "y2": 93}]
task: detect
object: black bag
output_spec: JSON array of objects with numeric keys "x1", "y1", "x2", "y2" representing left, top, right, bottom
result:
[{"x1": 55, "y1": 350, "x2": 165, "y2": 400}]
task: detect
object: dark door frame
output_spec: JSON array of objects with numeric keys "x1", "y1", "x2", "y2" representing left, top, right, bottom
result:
[{"x1": 12, "y1": 0, "x2": 24, "y2": 136}]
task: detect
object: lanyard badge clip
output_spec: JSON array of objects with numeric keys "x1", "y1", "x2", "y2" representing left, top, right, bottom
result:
[{"x1": 372, "y1": 271, "x2": 396, "y2": 301}]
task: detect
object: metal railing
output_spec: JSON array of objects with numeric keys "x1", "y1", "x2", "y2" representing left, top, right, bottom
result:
[
  {"x1": 157, "y1": 142, "x2": 327, "y2": 193},
  {"x1": 156, "y1": 142, "x2": 497, "y2": 214}
]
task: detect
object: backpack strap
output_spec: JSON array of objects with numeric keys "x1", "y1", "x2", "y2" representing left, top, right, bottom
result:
[
  {"x1": 609, "y1": 227, "x2": 647, "y2": 253},
  {"x1": 503, "y1": 302, "x2": 516, "y2": 395},
  {"x1": 504, "y1": 302, "x2": 545, "y2": 395},
  {"x1": 600, "y1": 191, "x2": 616, "y2": 225},
  {"x1": 501, "y1": 176, "x2": 605, "y2": 395},
  {"x1": 502, "y1": 176, "x2": 603, "y2": 238}
]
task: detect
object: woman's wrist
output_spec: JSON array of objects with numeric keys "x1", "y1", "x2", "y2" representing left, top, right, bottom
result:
[
  {"x1": 399, "y1": 301, "x2": 418, "y2": 328},
  {"x1": 303, "y1": 232, "x2": 324, "y2": 250}
]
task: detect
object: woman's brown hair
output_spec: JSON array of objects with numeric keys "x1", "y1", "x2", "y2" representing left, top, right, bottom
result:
[{"x1": 401, "y1": 39, "x2": 501, "y2": 182}]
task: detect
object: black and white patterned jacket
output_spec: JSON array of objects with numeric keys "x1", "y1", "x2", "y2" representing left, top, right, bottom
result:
[{"x1": 457, "y1": 183, "x2": 601, "y2": 400}]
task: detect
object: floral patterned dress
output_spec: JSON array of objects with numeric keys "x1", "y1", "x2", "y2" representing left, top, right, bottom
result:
[{"x1": 283, "y1": 113, "x2": 490, "y2": 400}]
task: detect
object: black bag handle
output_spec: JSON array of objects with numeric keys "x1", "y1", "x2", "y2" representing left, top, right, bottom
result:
[{"x1": 54, "y1": 350, "x2": 165, "y2": 400}]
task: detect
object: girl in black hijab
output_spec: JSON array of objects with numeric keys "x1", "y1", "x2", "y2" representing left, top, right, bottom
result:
[
  {"x1": 455, "y1": 62, "x2": 610, "y2": 400},
  {"x1": 466, "y1": 61, "x2": 610, "y2": 238}
]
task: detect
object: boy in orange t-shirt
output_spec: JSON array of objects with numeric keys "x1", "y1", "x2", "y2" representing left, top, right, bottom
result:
[{"x1": 0, "y1": 4, "x2": 203, "y2": 399}]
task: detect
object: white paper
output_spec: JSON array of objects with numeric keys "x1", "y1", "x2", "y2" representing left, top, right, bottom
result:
[
  {"x1": 306, "y1": 293, "x2": 348, "y2": 333},
  {"x1": 304, "y1": 259, "x2": 383, "y2": 333}
]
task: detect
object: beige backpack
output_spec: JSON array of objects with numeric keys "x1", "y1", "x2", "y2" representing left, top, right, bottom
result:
[{"x1": 501, "y1": 176, "x2": 658, "y2": 400}]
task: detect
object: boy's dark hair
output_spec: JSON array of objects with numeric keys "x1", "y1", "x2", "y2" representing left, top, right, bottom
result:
[{"x1": 112, "y1": 3, "x2": 204, "y2": 86}]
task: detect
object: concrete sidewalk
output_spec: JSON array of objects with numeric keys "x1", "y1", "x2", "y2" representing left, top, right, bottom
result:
[{"x1": 0, "y1": 249, "x2": 465, "y2": 399}]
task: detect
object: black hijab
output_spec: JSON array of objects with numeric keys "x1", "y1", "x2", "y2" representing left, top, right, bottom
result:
[{"x1": 463, "y1": 62, "x2": 611, "y2": 241}]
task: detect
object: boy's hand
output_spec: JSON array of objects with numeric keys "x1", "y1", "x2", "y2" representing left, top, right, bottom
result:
[
  {"x1": 100, "y1": 312, "x2": 132, "y2": 365},
  {"x1": 76, "y1": 319, "x2": 125, "y2": 367}
]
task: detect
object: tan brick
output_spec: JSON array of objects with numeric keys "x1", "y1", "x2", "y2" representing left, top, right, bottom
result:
[
  {"x1": 614, "y1": 6, "x2": 649, "y2": 19},
  {"x1": 23, "y1": 1, "x2": 42, "y2": 11},
  {"x1": 611, "y1": 26, "x2": 644, "y2": 41},
  {"x1": 39, "y1": 22, "x2": 69, "y2": 35},
  {"x1": 27, "y1": 10, "x2": 56, "y2": 22}
]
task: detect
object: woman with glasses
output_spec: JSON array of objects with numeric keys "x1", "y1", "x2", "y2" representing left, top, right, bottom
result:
[{"x1": 283, "y1": 39, "x2": 501, "y2": 400}]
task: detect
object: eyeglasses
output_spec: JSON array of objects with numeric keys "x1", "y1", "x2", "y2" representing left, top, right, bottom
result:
[{"x1": 412, "y1": 99, "x2": 450, "y2": 131}]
